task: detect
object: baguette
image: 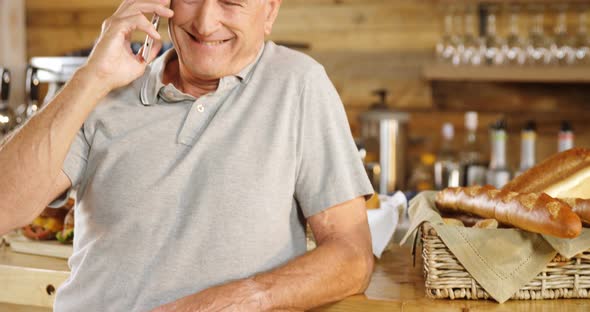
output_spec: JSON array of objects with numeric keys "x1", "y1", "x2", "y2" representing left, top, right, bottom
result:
[
  {"x1": 440, "y1": 212, "x2": 484, "y2": 227},
  {"x1": 435, "y1": 185, "x2": 582, "y2": 238},
  {"x1": 473, "y1": 219, "x2": 499, "y2": 229},
  {"x1": 503, "y1": 148, "x2": 590, "y2": 197},
  {"x1": 443, "y1": 218, "x2": 465, "y2": 227},
  {"x1": 559, "y1": 198, "x2": 590, "y2": 225}
]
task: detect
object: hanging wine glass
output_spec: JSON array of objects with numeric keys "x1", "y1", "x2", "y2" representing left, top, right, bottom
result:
[
  {"x1": 526, "y1": 4, "x2": 553, "y2": 66},
  {"x1": 483, "y1": 4, "x2": 504, "y2": 66},
  {"x1": 573, "y1": 4, "x2": 590, "y2": 65},
  {"x1": 436, "y1": 5, "x2": 462, "y2": 65},
  {"x1": 462, "y1": 4, "x2": 483, "y2": 66},
  {"x1": 503, "y1": 4, "x2": 526, "y2": 66},
  {"x1": 451, "y1": 5, "x2": 465, "y2": 66},
  {"x1": 551, "y1": 4, "x2": 575, "y2": 66}
]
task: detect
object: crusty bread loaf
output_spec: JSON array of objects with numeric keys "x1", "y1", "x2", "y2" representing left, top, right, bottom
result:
[
  {"x1": 443, "y1": 218, "x2": 465, "y2": 227},
  {"x1": 503, "y1": 148, "x2": 590, "y2": 224},
  {"x1": 503, "y1": 148, "x2": 590, "y2": 196},
  {"x1": 473, "y1": 219, "x2": 499, "y2": 229},
  {"x1": 440, "y1": 212, "x2": 484, "y2": 227},
  {"x1": 559, "y1": 198, "x2": 590, "y2": 225},
  {"x1": 436, "y1": 185, "x2": 582, "y2": 238}
]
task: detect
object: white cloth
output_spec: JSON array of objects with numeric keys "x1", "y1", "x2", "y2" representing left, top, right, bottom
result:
[{"x1": 367, "y1": 191, "x2": 407, "y2": 258}]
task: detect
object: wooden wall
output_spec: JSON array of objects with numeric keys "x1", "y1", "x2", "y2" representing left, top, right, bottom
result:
[
  {"x1": 1, "y1": 0, "x2": 26, "y2": 109},
  {"x1": 23, "y1": 0, "x2": 590, "y2": 177}
]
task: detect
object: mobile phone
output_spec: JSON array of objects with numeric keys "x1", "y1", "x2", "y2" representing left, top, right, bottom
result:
[{"x1": 141, "y1": 14, "x2": 161, "y2": 62}]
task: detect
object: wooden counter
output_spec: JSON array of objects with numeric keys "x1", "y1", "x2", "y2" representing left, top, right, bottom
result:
[{"x1": 2, "y1": 243, "x2": 590, "y2": 311}]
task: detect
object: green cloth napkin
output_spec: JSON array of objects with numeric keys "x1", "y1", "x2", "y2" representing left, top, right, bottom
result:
[{"x1": 400, "y1": 191, "x2": 590, "y2": 303}]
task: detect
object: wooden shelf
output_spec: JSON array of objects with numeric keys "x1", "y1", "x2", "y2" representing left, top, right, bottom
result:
[
  {"x1": 430, "y1": 0, "x2": 590, "y2": 3},
  {"x1": 423, "y1": 64, "x2": 590, "y2": 83}
]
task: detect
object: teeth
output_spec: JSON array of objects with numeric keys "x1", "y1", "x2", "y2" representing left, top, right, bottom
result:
[{"x1": 198, "y1": 39, "x2": 226, "y2": 46}]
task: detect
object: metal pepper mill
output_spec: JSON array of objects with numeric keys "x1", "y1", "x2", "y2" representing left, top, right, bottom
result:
[
  {"x1": 0, "y1": 68, "x2": 17, "y2": 136},
  {"x1": 25, "y1": 66, "x2": 41, "y2": 118}
]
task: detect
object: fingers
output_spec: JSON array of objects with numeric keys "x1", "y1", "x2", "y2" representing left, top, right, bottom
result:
[
  {"x1": 115, "y1": 0, "x2": 173, "y2": 19},
  {"x1": 109, "y1": 14, "x2": 161, "y2": 41}
]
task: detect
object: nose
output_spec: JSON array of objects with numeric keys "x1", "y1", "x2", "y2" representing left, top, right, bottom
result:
[{"x1": 193, "y1": 0, "x2": 221, "y2": 38}]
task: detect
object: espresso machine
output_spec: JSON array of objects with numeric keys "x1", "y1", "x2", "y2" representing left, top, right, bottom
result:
[{"x1": 25, "y1": 57, "x2": 87, "y2": 118}]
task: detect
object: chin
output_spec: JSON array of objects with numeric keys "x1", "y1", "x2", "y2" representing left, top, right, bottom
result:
[
  {"x1": 180, "y1": 56, "x2": 226, "y2": 80},
  {"x1": 191, "y1": 67, "x2": 226, "y2": 80}
]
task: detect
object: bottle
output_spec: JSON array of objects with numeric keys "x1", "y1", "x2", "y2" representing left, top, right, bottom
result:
[
  {"x1": 486, "y1": 120, "x2": 511, "y2": 188},
  {"x1": 558, "y1": 121, "x2": 574, "y2": 152},
  {"x1": 517, "y1": 121, "x2": 537, "y2": 176},
  {"x1": 434, "y1": 123, "x2": 461, "y2": 190},
  {"x1": 408, "y1": 153, "x2": 435, "y2": 192},
  {"x1": 0, "y1": 68, "x2": 17, "y2": 137},
  {"x1": 460, "y1": 112, "x2": 487, "y2": 186}
]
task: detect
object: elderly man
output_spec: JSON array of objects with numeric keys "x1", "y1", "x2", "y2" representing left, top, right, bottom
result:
[{"x1": 0, "y1": 0, "x2": 374, "y2": 310}]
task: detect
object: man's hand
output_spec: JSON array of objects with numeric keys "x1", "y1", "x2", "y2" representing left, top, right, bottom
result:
[
  {"x1": 84, "y1": 0, "x2": 174, "y2": 92},
  {"x1": 149, "y1": 279, "x2": 268, "y2": 312}
]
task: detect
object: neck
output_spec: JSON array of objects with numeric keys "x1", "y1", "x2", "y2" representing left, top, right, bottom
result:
[{"x1": 163, "y1": 58, "x2": 219, "y2": 99}]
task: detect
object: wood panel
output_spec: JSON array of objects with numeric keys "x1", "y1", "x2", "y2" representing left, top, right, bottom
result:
[{"x1": 24, "y1": 0, "x2": 438, "y2": 109}]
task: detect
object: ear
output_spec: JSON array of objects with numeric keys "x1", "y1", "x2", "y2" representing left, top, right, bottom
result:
[{"x1": 263, "y1": 0, "x2": 282, "y2": 36}]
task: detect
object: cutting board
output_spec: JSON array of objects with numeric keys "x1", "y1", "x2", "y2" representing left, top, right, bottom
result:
[{"x1": 3, "y1": 231, "x2": 72, "y2": 259}]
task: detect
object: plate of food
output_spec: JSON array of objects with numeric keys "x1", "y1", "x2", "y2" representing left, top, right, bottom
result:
[{"x1": 4, "y1": 199, "x2": 74, "y2": 259}]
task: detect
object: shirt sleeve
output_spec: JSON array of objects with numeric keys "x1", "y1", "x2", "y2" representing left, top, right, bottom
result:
[
  {"x1": 294, "y1": 65, "x2": 374, "y2": 218},
  {"x1": 48, "y1": 126, "x2": 90, "y2": 208}
]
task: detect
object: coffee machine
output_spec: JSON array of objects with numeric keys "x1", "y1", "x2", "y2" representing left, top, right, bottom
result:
[{"x1": 359, "y1": 89, "x2": 409, "y2": 195}]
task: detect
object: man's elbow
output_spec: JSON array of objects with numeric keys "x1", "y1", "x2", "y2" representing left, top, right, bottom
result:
[
  {"x1": 355, "y1": 247, "x2": 375, "y2": 294},
  {"x1": 341, "y1": 240, "x2": 374, "y2": 295}
]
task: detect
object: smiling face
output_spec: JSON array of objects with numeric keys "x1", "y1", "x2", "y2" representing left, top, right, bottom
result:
[{"x1": 169, "y1": 0, "x2": 281, "y2": 80}]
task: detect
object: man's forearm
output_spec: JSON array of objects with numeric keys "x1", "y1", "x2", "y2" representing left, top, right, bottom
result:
[
  {"x1": 251, "y1": 237, "x2": 374, "y2": 311},
  {"x1": 0, "y1": 67, "x2": 108, "y2": 232},
  {"x1": 151, "y1": 238, "x2": 374, "y2": 312}
]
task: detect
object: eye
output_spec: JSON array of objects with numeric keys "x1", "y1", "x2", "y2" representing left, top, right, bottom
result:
[{"x1": 221, "y1": 0, "x2": 244, "y2": 7}]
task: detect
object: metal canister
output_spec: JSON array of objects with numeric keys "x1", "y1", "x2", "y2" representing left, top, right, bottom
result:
[{"x1": 360, "y1": 110, "x2": 409, "y2": 194}]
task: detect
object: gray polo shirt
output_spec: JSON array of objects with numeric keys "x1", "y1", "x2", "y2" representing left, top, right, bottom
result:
[{"x1": 53, "y1": 41, "x2": 373, "y2": 312}]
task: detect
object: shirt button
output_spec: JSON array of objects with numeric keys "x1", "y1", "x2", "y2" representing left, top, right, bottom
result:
[{"x1": 197, "y1": 104, "x2": 205, "y2": 112}]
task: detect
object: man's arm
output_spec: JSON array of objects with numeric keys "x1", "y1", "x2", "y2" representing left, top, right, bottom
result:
[
  {"x1": 151, "y1": 196, "x2": 374, "y2": 311},
  {"x1": 0, "y1": 0, "x2": 174, "y2": 235},
  {"x1": 0, "y1": 71, "x2": 108, "y2": 234}
]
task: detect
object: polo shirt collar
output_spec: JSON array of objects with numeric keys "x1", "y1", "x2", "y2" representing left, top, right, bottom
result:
[{"x1": 140, "y1": 43, "x2": 265, "y2": 106}]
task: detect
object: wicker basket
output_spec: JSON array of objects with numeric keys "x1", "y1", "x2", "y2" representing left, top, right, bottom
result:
[{"x1": 421, "y1": 222, "x2": 590, "y2": 300}]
